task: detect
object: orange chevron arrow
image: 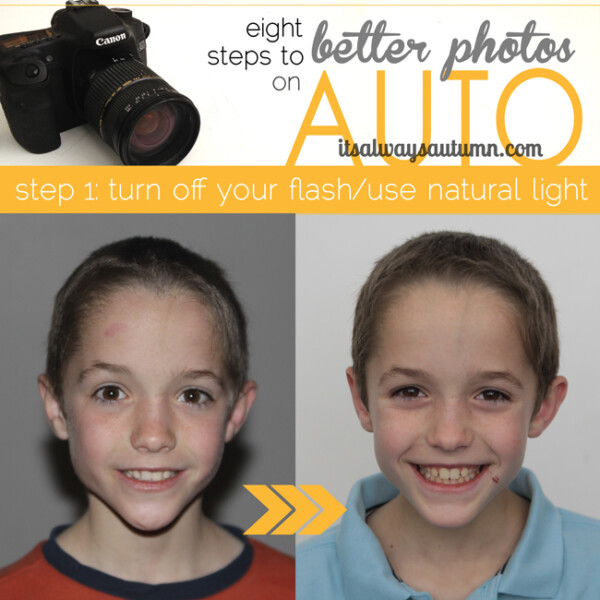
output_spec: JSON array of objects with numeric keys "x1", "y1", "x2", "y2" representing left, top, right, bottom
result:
[
  {"x1": 271, "y1": 485, "x2": 320, "y2": 535},
  {"x1": 298, "y1": 485, "x2": 347, "y2": 535},
  {"x1": 243, "y1": 484, "x2": 346, "y2": 535},
  {"x1": 243, "y1": 485, "x2": 292, "y2": 535}
]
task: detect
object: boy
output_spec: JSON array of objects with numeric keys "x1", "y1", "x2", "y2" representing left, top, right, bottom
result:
[
  {"x1": 0, "y1": 236, "x2": 294, "y2": 599},
  {"x1": 297, "y1": 230, "x2": 600, "y2": 600}
]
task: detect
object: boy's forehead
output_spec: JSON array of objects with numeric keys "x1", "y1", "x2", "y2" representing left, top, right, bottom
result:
[
  {"x1": 370, "y1": 281, "x2": 533, "y2": 381},
  {"x1": 76, "y1": 290, "x2": 225, "y2": 369},
  {"x1": 381, "y1": 280, "x2": 519, "y2": 322},
  {"x1": 91, "y1": 287, "x2": 218, "y2": 334}
]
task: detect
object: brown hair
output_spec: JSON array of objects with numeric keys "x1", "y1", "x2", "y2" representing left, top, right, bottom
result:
[
  {"x1": 351, "y1": 231, "x2": 559, "y2": 412},
  {"x1": 46, "y1": 237, "x2": 248, "y2": 404}
]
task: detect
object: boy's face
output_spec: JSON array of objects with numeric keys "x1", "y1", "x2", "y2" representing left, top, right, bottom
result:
[
  {"x1": 349, "y1": 281, "x2": 565, "y2": 530},
  {"x1": 40, "y1": 287, "x2": 255, "y2": 533}
]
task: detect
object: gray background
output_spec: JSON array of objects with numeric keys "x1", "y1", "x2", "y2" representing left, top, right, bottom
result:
[
  {"x1": 0, "y1": 214, "x2": 294, "y2": 566},
  {"x1": 296, "y1": 214, "x2": 600, "y2": 541}
]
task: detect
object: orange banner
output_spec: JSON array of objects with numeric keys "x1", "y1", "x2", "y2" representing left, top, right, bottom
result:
[{"x1": 1, "y1": 165, "x2": 597, "y2": 214}]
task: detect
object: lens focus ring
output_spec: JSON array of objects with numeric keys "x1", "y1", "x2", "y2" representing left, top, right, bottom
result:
[{"x1": 85, "y1": 60, "x2": 162, "y2": 139}]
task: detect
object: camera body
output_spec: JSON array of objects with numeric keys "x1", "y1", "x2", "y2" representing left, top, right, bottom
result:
[
  {"x1": 0, "y1": 1, "x2": 149, "y2": 153},
  {"x1": 0, "y1": 1, "x2": 199, "y2": 164}
]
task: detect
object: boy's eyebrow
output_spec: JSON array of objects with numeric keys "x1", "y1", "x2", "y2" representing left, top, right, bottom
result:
[
  {"x1": 475, "y1": 370, "x2": 525, "y2": 390},
  {"x1": 78, "y1": 362, "x2": 131, "y2": 382},
  {"x1": 182, "y1": 369, "x2": 226, "y2": 389},
  {"x1": 378, "y1": 367, "x2": 430, "y2": 386}
]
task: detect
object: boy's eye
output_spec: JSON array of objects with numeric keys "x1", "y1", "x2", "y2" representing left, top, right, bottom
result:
[
  {"x1": 93, "y1": 385, "x2": 126, "y2": 403},
  {"x1": 178, "y1": 388, "x2": 212, "y2": 406},
  {"x1": 393, "y1": 386, "x2": 425, "y2": 399},
  {"x1": 477, "y1": 389, "x2": 510, "y2": 402}
]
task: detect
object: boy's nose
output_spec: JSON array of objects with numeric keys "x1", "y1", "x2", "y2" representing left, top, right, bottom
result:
[
  {"x1": 426, "y1": 399, "x2": 473, "y2": 451},
  {"x1": 130, "y1": 398, "x2": 176, "y2": 453}
]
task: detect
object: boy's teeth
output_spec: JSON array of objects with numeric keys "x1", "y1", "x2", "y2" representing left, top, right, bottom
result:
[
  {"x1": 124, "y1": 470, "x2": 178, "y2": 482},
  {"x1": 418, "y1": 465, "x2": 482, "y2": 484}
]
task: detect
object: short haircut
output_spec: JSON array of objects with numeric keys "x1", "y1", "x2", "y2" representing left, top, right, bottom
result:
[
  {"x1": 46, "y1": 237, "x2": 248, "y2": 405},
  {"x1": 351, "y1": 231, "x2": 559, "y2": 412}
]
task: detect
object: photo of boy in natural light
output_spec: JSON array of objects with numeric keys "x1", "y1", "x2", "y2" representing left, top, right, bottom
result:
[
  {"x1": 0, "y1": 236, "x2": 294, "y2": 599},
  {"x1": 297, "y1": 230, "x2": 600, "y2": 600}
]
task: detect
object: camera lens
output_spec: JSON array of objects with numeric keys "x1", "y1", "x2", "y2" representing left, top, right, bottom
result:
[
  {"x1": 84, "y1": 60, "x2": 200, "y2": 165},
  {"x1": 130, "y1": 106, "x2": 175, "y2": 153}
]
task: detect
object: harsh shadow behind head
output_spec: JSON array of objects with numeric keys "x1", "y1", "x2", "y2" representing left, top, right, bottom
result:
[
  {"x1": 203, "y1": 433, "x2": 252, "y2": 522},
  {"x1": 42, "y1": 435, "x2": 87, "y2": 518}
]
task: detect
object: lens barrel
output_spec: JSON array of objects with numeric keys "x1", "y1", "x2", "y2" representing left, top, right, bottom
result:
[{"x1": 84, "y1": 60, "x2": 200, "y2": 165}]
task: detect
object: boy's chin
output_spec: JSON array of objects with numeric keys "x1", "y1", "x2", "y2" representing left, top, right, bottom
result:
[
  {"x1": 413, "y1": 504, "x2": 486, "y2": 530},
  {"x1": 102, "y1": 496, "x2": 201, "y2": 535},
  {"x1": 116, "y1": 507, "x2": 188, "y2": 535}
]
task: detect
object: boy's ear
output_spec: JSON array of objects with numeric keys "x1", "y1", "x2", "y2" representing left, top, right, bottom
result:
[
  {"x1": 38, "y1": 374, "x2": 69, "y2": 440},
  {"x1": 347, "y1": 367, "x2": 373, "y2": 432},
  {"x1": 224, "y1": 380, "x2": 257, "y2": 442},
  {"x1": 528, "y1": 375, "x2": 568, "y2": 438}
]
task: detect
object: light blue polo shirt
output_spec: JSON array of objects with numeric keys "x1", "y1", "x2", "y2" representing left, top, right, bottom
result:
[{"x1": 296, "y1": 468, "x2": 600, "y2": 599}]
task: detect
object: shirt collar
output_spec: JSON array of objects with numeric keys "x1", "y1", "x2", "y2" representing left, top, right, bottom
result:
[
  {"x1": 42, "y1": 524, "x2": 254, "y2": 600},
  {"x1": 499, "y1": 468, "x2": 563, "y2": 598},
  {"x1": 338, "y1": 474, "x2": 417, "y2": 600}
]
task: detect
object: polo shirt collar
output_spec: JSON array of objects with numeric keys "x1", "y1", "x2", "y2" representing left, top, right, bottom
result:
[
  {"x1": 338, "y1": 474, "x2": 419, "y2": 600},
  {"x1": 499, "y1": 468, "x2": 563, "y2": 598}
]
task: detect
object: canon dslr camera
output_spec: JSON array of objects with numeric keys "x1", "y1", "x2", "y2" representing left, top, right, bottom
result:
[{"x1": 0, "y1": 1, "x2": 200, "y2": 165}]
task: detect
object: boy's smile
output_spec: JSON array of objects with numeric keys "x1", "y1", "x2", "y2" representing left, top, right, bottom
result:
[
  {"x1": 414, "y1": 464, "x2": 483, "y2": 485},
  {"x1": 349, "y1": 280, "x2": 565, "y2": 531},
  {"x1": 41, "y1": 287, "x2": 254, "y2": 534}
]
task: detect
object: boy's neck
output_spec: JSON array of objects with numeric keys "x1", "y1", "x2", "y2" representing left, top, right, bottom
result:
[
  {"x1": 367, "y1": 487, "x2": 529, "y2": 600},
  {"x1": 55, "y1": 496, "x2": 244, "y2": 584}
]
